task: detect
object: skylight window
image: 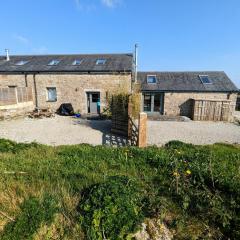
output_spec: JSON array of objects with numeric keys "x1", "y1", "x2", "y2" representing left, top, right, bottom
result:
[
  {"x1": 72, "y1": 59, "x2": 82, "y2": 65},
  {"x1": 15, "y1": 60, "x2": 29, "y2": 66},
  {"x1": 96, "y1": 59, "x2": 106, "y2": 65},
  {"x1": 147, "y1": 75, "x2": 157, "y2": 84},
  {"x1": 48, "y1": 60, "x2": 60, "y2": 66},
  {"x1": 199, "y1": 75, "x2": 212, "y2": 84}
]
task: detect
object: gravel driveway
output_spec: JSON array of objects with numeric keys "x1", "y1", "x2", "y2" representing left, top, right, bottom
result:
[
  {"x1": 0, "y1": 116, "x2": 239, "y2": 146},
  {"x1": 147, "y1": 121, "x2": 240, "y2": 146}
]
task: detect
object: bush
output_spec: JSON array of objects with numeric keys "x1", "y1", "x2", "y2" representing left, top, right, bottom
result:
[
  {"x1": 1, "y1": 194, "x2": 58, "y2": 240},
  {"x1": 79, "y1": 176, "x2": 144, "y2": 240}
]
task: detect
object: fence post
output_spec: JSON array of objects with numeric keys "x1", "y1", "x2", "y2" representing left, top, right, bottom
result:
[
  {"x1": 137, "y1": 112, "x2": 147, "y2": 148},
  {"x1": 15, "y1": 87, "x2": 19, "y2": 104},
  {"x1": 128, "y1": 102, "x2": 133, "y2": 139}
]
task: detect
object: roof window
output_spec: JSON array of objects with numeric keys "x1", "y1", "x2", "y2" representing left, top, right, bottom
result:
[
  {"x1": 96, "y1": 59, "x2": 106, "y2": 65},
  {"x1": 72, "y1": 59, "x2": 82, "y2": 65},
  {"x1": 48, "y1": 60, "x2": 60, "y2": 66},
  {"x1": 15, "y1": 60, "x2": 29, "y2": 66},
  {"x1": 199, "y1": 75, "x2": 212, "y2": 84},
  {"x1": 147, "y1": 75, "x2": 157, "y2": 84}
]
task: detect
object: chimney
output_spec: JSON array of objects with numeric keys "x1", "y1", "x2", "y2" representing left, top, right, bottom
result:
[
  {"x1": 134, "y1": 44, "x2": 138, "y2": 83},
  {"x1": 5, "y1": 49, "x2": 10, "y2": 61}
]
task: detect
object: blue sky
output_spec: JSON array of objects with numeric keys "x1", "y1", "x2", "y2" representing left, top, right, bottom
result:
[{"x1": 0, "y1": 0, "x2": 240, "y2": 87}]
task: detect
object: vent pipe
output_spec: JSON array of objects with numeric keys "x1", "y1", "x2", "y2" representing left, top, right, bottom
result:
[
  {"x1": 134, "y1": 43, "x2": 138, "y2": 83},
  {"x1": 5, "y1": 49, "x2": 10, "y2": 61}
]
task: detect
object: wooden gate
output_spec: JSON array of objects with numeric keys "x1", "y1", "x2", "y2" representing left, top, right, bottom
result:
[
  {"x1": 111, "y1": 94, "x2": 147, "y2": 147},
  {"x1": 111, "y1": 95, "x2": 129, "y2": 136},
  {"x1": 192, "y1": 99, "x2": 233, "y2": 122}
]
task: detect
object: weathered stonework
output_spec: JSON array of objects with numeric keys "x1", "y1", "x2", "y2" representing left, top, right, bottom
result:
[
  {"x1": 0, "y1": 73, "x2": 237, "y2": 119},
  {"x1": 164, "y1": 92, "x2": 237, "y2": 117},
  {"x1": 0, "y1": 73, "x2": 131, "y2": 114},
  {"x1": 0, "y1": 101, "x2": 34, "y2": 120}
]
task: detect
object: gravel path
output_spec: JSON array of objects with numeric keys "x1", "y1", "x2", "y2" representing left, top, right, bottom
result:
[
  {"x1": 0, "y1": 116, "x2": 114, "y2": 146},
  {"x1": 147, "y1": 121, "x2": 240, "y2": 146},
  {"x1": 0, "y1": 116, "x2": 239, "y2": 146}
]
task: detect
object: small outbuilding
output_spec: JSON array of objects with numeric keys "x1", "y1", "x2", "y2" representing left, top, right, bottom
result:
[{"x1": 138, "y1": 71, "x2": 238, "y2": 121}]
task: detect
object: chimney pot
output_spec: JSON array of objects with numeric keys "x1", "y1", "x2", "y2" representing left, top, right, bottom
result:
[{"x1": 5, "y1": 49, "x2": 10, "y2": 61}]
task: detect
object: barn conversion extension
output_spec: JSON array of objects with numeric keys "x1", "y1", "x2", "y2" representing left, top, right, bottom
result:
[{"x1": 138, "y1": 71, "x2": 238, "y2": 121}]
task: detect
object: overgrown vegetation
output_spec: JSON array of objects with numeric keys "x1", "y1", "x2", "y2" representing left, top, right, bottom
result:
[
  {"x1": 79, "y1": 176, "x2": 144, "y2": 239},
  {"x1": 104, "y1": 92, "x2": 141, "y2": 119},
  {"x1": 1, "y1": 194, "x2": 58, "y2": 240},
  {"x1": 0, "y1": 139, "x2": 240, "y2": 239}
]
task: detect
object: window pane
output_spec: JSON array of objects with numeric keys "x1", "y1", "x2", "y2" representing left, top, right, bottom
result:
[
  {"x1": 92, "y1": 93, "x2": 99, "y2": 103},
  {"x1": 48, "y1": 60, "x2": 60, "y2": 66},
  {"x1": 144, "y1": 94, "x2": 151, "y2": 111},
  {"x1": 147, "y1": 75, "x2": 157, "y2": 84},
  {"x1": 96, "y1": 59, "x2": 106, "y2": 65},
  {"x1": 15, "y1": 60, "x2": 29, "y2": 66},
  {"x1": 72, "y1": 60, "x2": 82, "y2": 65},
  {"x1": 47, "y1": 88, "x2": 57, "y2": 101},
  {"x1": 154, "y1": 94, "x2": 161, "y2": 112},
  {"x1": 199, "y1": 75, "x2": 212, "y2": 84}
]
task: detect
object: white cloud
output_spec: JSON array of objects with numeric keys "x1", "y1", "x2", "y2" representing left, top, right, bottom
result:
[
  {"x1": 101, "y1": 0, "x2": 121, "y2": 8},
  {"x1": 14, "y1": 34, "x2": 29, "y2": 44}
]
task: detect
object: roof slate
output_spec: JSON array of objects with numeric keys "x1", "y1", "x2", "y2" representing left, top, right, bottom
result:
[
  {"x1": 138, "y1": 71, "x2": 238, "y2": 92},
  {"x1": 0, "y1": 54, "x2": 133, "y2": 73}
]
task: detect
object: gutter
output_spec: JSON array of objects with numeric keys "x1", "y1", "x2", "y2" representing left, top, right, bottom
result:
[
  {"x1": 0, "y1": 70, "x2": 132, "y2": 75},
  {"x1": 141, "y1": 90, "x2": 239, "y2": 93}
]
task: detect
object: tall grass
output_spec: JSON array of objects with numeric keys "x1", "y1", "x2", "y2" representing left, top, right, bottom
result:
[{"x1": 0, "y1": 139, "x2": 239, "y2": 239}]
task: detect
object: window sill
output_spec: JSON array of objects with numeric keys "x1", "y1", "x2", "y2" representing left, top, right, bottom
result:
[{"x1": 46, "y1": 100, "x2": 57, "y2": 103}]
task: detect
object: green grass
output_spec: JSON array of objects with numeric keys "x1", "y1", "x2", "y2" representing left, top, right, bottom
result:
[{"x1": 0, "y1": 139, "x2": 239, "y2": 239}]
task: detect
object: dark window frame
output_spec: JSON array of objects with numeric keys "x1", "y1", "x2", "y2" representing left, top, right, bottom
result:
[
  {"x1": 96, "y1": 59, "x2": 107, "y2": 65},
  {"x1": 46, "y1": 87, "x2": 57, "y2": 102},
  {"x1": 15, "y1": 60, "x2": 29, "y2": 66},
  {"x1": 48, "y1": 60, "x2": 60, "y2": 66},
  {"x1": 72, "y1": 59, "x2": 83, "y2": 65},
  {"x1": 199, "y1": 75, "x2": 212, "y2": 84},
  {"x1": 147, "y1": 75, "x2": 157, "y2": 84}
]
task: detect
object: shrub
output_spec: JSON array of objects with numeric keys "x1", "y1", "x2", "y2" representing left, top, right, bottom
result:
[
  {"x1": 79, "y1": 176, "x2": 144, "y2": 240},
  {"x1": 1, "y1": 194, "x2": 58, "y2": 240}
]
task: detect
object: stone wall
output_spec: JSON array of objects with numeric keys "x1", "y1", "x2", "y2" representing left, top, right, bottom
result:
[
  {"x1": 0, "y1": 73, "x2": 131, "y2": 114},
  {"x1": 236, "y1": 93, "x2": 240, "y2": 111},
  {"x1": 0, "y1": 102, "x2": 34, "y2": 120},
  {"x1": 164, "y1": 92, "x2": 238, "y2": 118}
]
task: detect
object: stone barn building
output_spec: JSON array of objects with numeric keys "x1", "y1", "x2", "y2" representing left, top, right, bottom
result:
[
  {"x1": 0, "y1": 52, "x2": 238, "y2": 121},
  {"x1": 138, "y1": 72, "x2": 238, "y2": 120},
  {"x1": 0, "y1": 54, "x2": 132, "y2": 115}
]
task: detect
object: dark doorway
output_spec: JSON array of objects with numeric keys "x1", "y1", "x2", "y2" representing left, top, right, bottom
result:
[{"x1": 87, "y1": 92, "x2": 100, "y2": 114}]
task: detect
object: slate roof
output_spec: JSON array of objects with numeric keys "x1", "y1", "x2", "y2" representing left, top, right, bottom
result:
[
  {"x1": 0, "y1": 54, "x2": 133, "y2": 73},
  {"x1": 138, "y1": 71, "x2": 238, "y2": 92}
]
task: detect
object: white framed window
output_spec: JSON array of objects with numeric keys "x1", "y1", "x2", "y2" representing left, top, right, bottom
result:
[
  {"x1": 47, "y1": 87, "x2": 57, "y2": 102},
  {"x1": 72, "y1": 59, "x2": 83, "y2": 65},
  {"x1": 48, "y1": 60, "x2": 60, "y2": 66},
  {"x1": 96, "y1": 59, "x2": 106, "y2": 65},
  {"x1": 147, "y1": 75, "x2": 157, "y2": 84},
  {"x1": 15, "y1": 60, "x2": 29, "y2": 66}
]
